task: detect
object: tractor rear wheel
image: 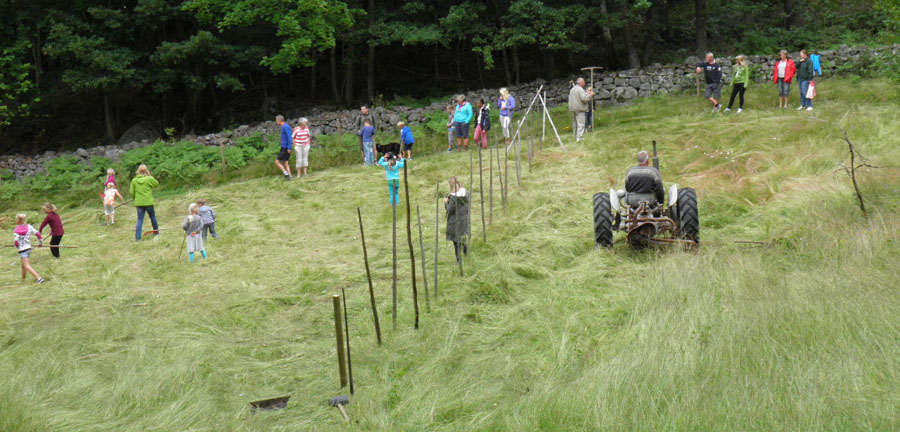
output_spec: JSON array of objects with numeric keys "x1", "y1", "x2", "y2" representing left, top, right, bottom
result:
[
  {"x1": 593, "y1": 192, "x2": 614, "y2": 248},
  {"x1": 677, "y1": 188, "x2": 699, "y2": 243}
]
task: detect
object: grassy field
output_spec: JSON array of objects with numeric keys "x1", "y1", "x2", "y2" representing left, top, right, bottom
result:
[{"x1": 1, "y1": 78, "x2": 899, "y2": 431}]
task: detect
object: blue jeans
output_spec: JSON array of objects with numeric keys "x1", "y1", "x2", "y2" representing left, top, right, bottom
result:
[
  {"x1": 363, "y1": 141, "x2": 375, "y2": 166},
  {"x1": 135, "y1": 205, "x2": 159, "y2": 240},
  {"x1": 201, "y1": 222, "x2": 218, "y2": 241},
  {"x1": 387, "y1": 179, "x2": 400, "y2": 205},
  {"x1": 799, "y1": 80, "x2": 813, "y2": 108}
]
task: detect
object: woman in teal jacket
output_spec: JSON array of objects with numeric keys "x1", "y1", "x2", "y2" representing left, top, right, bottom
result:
[
  {"x1": 130, "y1": 164, "x2": 160, "y2": 240},
  {"x1": 453, "y1": 94, "x2": 473, "y2": 150},
  {"x1": 725, "y1": 55, "x2": 751, "y2": 113}
]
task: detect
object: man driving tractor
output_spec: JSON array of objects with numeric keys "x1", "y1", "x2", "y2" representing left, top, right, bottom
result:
[{"x1": 624, "y1": 150, "x2": 665, "y2": 207}]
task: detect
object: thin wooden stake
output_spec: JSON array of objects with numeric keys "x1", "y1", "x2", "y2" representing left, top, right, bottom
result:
[
  {"x1": 332, "y1": 295, "x2": 348, "y2": 388},
  {"x1": 403, "y1": 163, "x2": 419, "y2": 329},
  {"x1": 504, "y1": 146, "x2": 509, "y2": 207},
  {"x1": 478, "y1": 146, "x2": 486, "y2": 242},
  {"x1": 433, "y1": 180, "x2": 439, "y2": 299},
  {"x1": 391, "y1": 201, "x2": 397, "y2": 329},
  {"x1": 489, "y1": 145, "x2": 494, "y2": 225},
  {"x1": 340, "y1": 286, "x2": 354, "y2": 395},
  {"x1": 542, "y1": 90, "x2": 546, "y2": 143},
  {"x1": 454, "y1": 194, "x2": 464, "y2": 277},
  {"x1": 416, "y1": 205, "x2": 430, "y2": 312},
  {"x1": 357, "y1": 207, "x2": 382, "y2": 345},
  {"x1": 515, "y1": 125, "x2": 521, "y2": 187}
]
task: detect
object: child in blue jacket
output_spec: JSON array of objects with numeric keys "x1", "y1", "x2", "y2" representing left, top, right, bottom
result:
[
  {"x1": 377, "y1": 153, "x2": 405, "y2": 206},
  {"x1": 398, "y1": 121, "x2": 415, "y2": 159}
]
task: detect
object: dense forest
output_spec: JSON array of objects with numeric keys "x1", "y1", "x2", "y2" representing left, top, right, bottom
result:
[{"x1": 1, "y1": 0, "x2": 897, "y2": 152}]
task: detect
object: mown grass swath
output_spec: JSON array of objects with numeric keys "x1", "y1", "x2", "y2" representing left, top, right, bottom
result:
[{"x1": 0, "y1": 78, "x2": 898, "y2": 430}]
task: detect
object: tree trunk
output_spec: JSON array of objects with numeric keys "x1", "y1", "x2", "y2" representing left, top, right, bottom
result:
[
  {"x1": 622, "y1": 24, "x2": 641, "y2": 69},
  {"x1": 366, "y1": 0, "x2": 375, "y2": 102},
  {"x1": 784, "y1": 0, "x2": 797, "y2": 30},
  {"x1": 434, "y1": 46, "x2": 441, "y2": 81},
  {"x1": 31, "y1": 33, "x2": 42, "y2": 91},
  {"x1": 600, "y1": 0, "x2": 613, "y2": 43},
  {"x1": 502, "y1": 47, "x2": 512, "y2": 85},
  {"x1": 659, "y1": 0, "x2": 669, "y2": 40},
  {"x1": 544, "y1": 51, "x2": 555, "y2": 80},
  {"x1": 310, "y1": 61, "x2": 317, "y2": 100},
  {"x1": 694, "y1": 0, "x2": 707, "y2": 56},
  {"x1": 330, "y1": 46, "x2": 341, "y2": 103},
  {"x1": 103, "y1": 93, "x2": 115, "y2": 142},
  {"x1": 345, "y1": 42, "x2": 355, "y2": 105},
  {"x1": 512, "y1": 46, "x2": 520, "y2": 85}
]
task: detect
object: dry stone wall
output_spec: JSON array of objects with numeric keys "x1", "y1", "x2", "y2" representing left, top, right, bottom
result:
[{"x1": 3, "y1": 44, "x2": 896, "y2": 180}]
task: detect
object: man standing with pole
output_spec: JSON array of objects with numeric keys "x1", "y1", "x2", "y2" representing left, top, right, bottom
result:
[{"x1": 568, "y1": 78, "x2": 593, "y2": 142}]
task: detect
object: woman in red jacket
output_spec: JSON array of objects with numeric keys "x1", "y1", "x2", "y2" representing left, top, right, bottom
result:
[
  {"x1": 772, "y1": 50, "x2": 796, "y2": 109},
  {"x1": 39, "y1": 202, "x2": 65, "y2": 259}
]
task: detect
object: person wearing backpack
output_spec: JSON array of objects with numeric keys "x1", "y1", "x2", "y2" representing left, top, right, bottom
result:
[{"x1": 474, "y1": 98, "x2": 491, "y2": 149}]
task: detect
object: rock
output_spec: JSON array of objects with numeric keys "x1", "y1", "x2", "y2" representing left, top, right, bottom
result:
[
  {"x1": 612, "y1": 87, "x2": 638, "y2": 102},
  {"x1": 76, "y1": 148, "x2": 89, "y2": 157},
  {"x1": 117, "y1": 121, "x2": 158, "y2": 145},
  {"x1": 685, "y1": 56, "x2": 701, "y2": 65}
]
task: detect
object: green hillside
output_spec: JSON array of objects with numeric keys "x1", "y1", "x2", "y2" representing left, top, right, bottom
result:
[{"x1": 2, "y1": 79, "x2": 899, "y2": 431}]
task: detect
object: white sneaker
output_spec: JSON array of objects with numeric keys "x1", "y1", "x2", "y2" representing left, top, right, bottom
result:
[
  {"x1": 796, "y1": 106, "x2": 803, "y2": 110},
  {"x1": 724, "y1": 108, "x2": 731, "y2": 112},
  {"x1": 737, "y1": 108, "x2": 743, "y2": 113},
  {"x1": 806, "y1": 107, "x2": 813, "y2": 111}
]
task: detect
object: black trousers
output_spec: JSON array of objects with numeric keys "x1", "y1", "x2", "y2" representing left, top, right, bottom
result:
[
  {"x1": 453, "y1": 240, "x2": 468, "y2": 262},
  {"x1": 50, "y1": 235, "x2": 63, "y2": 258},
  {"x1": 727, "y1": 83, "x2": 746, "y2": 109}
]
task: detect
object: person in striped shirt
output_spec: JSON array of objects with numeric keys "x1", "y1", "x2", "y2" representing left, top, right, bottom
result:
[{"x1": 292, "y1": 118, "x2": 312, "y2": 176}]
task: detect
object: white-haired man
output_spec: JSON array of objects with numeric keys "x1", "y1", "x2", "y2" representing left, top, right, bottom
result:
[
  {"x1": 624, "y1": 150, "x2": 665, "y2": 207},
  {"x1": 696, "y1": 52, "x2": 723, "y2": 112},
  {"x1": 568, "y1": 78, "x2": 593, "y2": 141}
]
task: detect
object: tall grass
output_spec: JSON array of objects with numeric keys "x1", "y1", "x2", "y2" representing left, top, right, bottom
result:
[{"x1": 0, "y1": 78, "x2": 898, "y2": 431}]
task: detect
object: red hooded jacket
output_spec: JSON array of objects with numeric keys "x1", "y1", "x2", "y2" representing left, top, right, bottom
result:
[{"x1": 772, "y1": 59, "x2": 797, "y2": 83}]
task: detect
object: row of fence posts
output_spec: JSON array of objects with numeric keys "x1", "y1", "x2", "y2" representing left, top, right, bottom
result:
[{"x1": 331, "y1": 86, "x2": 564, "y2": 392}]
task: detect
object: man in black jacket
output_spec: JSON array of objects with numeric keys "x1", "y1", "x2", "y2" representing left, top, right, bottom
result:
[
  {"x1": 624, "y1": 151, "x2": 665, "y2": 207},
  {"x1": 695, "y1": 52, "x2": 723, "y2": 112}
]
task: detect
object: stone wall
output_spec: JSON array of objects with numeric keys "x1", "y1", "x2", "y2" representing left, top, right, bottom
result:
[{"x1": 2, "y1": 44, "x2": 896, "y2": 180}]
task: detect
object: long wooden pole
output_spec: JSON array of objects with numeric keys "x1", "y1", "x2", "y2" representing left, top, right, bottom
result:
[
  {"x1": 357, "y1": 207, "x2": 382, "y2": 345},
  {"x1": 539, "y1": 93, "x2": 566, "y2": 150},
  {"x1": 433, "y1": 180, "x2": 439, "y2": 299},
  {"x1": 454, "y1": 195, "x2": 464, "y2": 277},
  {"x1": 514, "y1": 123, "x2": 521, "y2": 187},
  {"x1": 542, "y1": 90, "x2": 546, "y2": 143},
  {"x1": 340, "y1": 287, "x2": 354, "y2": 395},
  {"x1": 416, "y1": 206, "x2": 430, "y2": 313},
  {"x1": 403, "y1": 163, "x2": 419, "y2": 330},
  {"x1": 332, "y1": 295, "x2": 348, "y2": 388},
  {"x1": 478, "y1": 146, "x2": 486, "y2": 242},
  {"x1": 504, "y1": 146, "x2": 509, "y2": 207}
]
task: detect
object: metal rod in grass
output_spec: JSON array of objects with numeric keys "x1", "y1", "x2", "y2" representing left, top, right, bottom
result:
[
  {"x1": 340, "y1": 286, "x2": 354, "y2": 394},
  {"x1": 478, "y1": 146, "x2": 486, "y2": 242},
  {"x1": 403, "y1": 163, "x2": 419, "y2": 329},
  {"x1": 416, "y1": 205, "x2": 430, "y2": 312},
  {"x1": 356, "y1": 207, "x2": 382, "y2": 345},
  {"x1": 433, "y1": 179, "x2": 439, "y2": 299},
  {"x1": 332, "y1": 294, "x2": 348, "y2": 388}
]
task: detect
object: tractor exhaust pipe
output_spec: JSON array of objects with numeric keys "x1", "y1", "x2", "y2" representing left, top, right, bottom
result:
[{"x1": 652, "y1": 141, "x2": 659, "y2": 171}]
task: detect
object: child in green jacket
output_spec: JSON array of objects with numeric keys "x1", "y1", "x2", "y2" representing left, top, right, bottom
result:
[{"x1": 725, "y1": 55, "x2": 750, "y2": 113}]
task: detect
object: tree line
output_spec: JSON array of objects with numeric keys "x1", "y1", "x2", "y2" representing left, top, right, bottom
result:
[{"x1": 0, "y1": 0, "x2": 895, "y2": 152}]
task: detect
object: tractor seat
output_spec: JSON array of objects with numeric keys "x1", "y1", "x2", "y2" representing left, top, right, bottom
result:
[{"x1": 625, "y1": 193, "x2": 657, "y2": 208}]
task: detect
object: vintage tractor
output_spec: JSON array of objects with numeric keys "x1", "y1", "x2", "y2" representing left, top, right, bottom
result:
[{"x1": 593, "y1": 143, "x2": 699, "y2": 249}]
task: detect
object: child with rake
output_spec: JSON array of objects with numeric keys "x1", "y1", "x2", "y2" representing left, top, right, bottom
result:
[{"x1": 182, "y1": 204, "x2": 208, "y2": 263}]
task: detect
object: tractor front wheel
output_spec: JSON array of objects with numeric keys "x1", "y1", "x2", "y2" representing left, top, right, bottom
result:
[
  {"x1": 677, "y1": 187, "x2": 699, "y2": 243},
  {"x1": 593, "y1": 192, "x2": 614, "y2": 248}
]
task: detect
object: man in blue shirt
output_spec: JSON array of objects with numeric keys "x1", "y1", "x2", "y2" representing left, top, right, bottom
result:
[{"x1": 275, "y1": 115, "x2": 293, "y2": 180}]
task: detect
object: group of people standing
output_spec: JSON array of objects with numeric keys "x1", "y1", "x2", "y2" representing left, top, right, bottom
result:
[{"x1": 696, "y1": 50, "x2": 821, "y2": 113}]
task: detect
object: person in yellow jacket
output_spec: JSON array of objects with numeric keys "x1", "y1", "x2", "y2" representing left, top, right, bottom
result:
[{"x1": 130, "y1": 164, "x2": 160, "y2": 241}]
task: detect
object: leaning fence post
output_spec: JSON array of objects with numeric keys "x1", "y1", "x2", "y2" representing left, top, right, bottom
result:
[
  {"x1": 478, "y1": 146, "x2": 486, "y2": 242},
  {"x1": 357, "y1": 207, "x2": 382, "y2": 345},
  {"x1": 433, "y1": 180, "x2": 439, "y2": 299},
  {"x1": 403, "y1": 163, "x2": 419, "y2": 330},
  {"x1": 416, "y1": 205, "x2": 430, "y2": 313}
]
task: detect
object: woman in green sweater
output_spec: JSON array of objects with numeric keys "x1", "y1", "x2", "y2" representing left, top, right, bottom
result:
[
  {"x1": 725, "y1": 55, "x2": 750, "y2": 113},
  {"x1": 130, "y1": 164, "x2": 160, "y2": 241}
]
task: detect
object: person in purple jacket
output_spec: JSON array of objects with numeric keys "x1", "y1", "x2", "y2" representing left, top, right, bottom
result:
[
  {"x1": 39, "y1": 203, "x2": 65, "y2": 259},
  {"x1": 274, "y1": 115, "x2": 293, "y2": 180},
  {"x1": 497, "y1": 88, "x2": 515, "y2": 147}
]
